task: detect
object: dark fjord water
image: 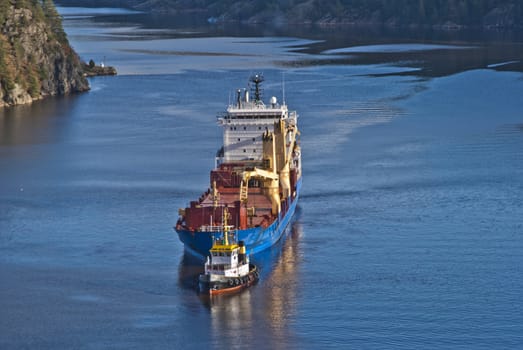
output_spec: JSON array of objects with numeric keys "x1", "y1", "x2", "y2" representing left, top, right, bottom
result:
[{"x1": 1, "y1": 7, "x2": 523, "y2": 349}]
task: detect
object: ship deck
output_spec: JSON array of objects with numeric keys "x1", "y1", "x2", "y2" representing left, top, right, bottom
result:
[{"x1": 200, "y1": 187, "x2": 273, "y2": 228}]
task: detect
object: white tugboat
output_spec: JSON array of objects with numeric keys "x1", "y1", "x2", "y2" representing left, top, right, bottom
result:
[{"x1": 199, "y1": 207, "x2": 259, "y2": 295}]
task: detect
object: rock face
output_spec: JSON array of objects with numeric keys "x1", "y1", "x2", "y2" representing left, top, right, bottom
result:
[{"x1": 0, "y1": 1, "x2": 89, "y2": 108}]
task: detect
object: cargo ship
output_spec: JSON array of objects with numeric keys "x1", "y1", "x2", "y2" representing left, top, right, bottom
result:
[{"x1": 175, "y1": 74, "x2": 302, "y2": 257}]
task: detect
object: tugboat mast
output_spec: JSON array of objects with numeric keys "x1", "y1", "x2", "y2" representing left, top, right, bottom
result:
[{"x1": 222, "y1": 206, "x2": 230, "y2": 246}]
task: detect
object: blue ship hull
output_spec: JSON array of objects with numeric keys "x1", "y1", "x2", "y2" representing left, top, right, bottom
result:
[{"x1": 176, "y1": 178, "x2": 302, "y2": 257}]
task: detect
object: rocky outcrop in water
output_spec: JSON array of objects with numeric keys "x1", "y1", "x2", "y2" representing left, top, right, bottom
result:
[
  {"x1": 82, "y1": 62, "x2": 117, "y2": 77},
  {"x1": 0, "y1": 1, "x2": 89, "y2": 108}
]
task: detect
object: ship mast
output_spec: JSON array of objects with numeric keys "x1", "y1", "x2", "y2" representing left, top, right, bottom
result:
[
  {"x1": 250, "y1": 74, "x2": 264, "y2": 103},
  {"x1": 222, "y1": 206, "x2": 230, "y2": 246},
  {"x1": 211, "y1": 180, "x2": 220, "y2": 208}
]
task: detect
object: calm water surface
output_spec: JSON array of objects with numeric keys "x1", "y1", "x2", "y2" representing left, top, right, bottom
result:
[{"x1": 1, "y1": 7, "x2": 523, "y2": 349}]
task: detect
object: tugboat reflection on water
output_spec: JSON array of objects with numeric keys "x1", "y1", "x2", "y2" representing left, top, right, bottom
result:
[{"x1": 177, "y1": 218, "x2": 303, "y2": 345}]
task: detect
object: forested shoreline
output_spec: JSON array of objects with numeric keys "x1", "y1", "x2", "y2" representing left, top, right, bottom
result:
[
  {"x1": 55, "y1": 0, "x2": 523, "y2": 28},
  {"x1": 0, "y1": 0, "x2": 88, "y2": 107}
]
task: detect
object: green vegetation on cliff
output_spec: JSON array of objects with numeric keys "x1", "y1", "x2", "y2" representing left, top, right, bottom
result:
[{"x1": 0, "y1": 0, "x2": 88, "y2": 107}]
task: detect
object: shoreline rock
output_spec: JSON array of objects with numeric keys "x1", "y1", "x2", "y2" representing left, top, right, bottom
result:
[{"x1": 82, "y1": 63, "x2": 117, "y2": 77}]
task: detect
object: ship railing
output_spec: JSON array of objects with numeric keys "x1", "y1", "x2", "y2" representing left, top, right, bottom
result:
[
  {"x1": 199, "y1": 224, "x2": 235, "y2": 233},
  {"x1": 199, "y1": 225, "x2": 223, "y2": 232}
]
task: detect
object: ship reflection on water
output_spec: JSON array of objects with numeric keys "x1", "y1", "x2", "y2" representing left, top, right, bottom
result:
[
  {"x1": 177, "y1": 216, "x2": 303, "y2": 347},
  {"x1": 252, "y1": 219, "x2": 303, "y2": 347}
]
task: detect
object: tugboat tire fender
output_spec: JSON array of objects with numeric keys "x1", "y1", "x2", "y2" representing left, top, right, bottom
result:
[{"x1": 228, "y1": 279, "x2": 234, "y2": 286}]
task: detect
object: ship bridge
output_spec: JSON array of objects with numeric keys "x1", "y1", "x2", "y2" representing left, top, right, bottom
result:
[{"x1": 216, "y1": 75, "x2": 297, "y2": 165}]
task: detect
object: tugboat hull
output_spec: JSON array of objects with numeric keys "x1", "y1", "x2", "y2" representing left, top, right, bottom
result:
[{"x1": 199, "y1": 264, "x2": 259, "y2": 296}]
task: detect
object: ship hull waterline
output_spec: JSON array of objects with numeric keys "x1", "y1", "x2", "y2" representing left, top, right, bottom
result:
[
  {"x1": 176, "y1": 178, "x2": 302, "y2": 258},
  {"x1": 199, "y1": 264, "x2": 259, "y2": 296}
]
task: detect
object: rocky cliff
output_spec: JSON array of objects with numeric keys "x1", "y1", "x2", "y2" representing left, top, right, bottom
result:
[{"x1": 0, "y1": 0, "x2": 89, "y2": 108}]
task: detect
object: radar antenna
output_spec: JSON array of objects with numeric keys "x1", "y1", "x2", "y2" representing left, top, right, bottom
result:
[
  {"x1": 282, "y1": 71, "x2": 286, "y2": 105},
  {"x1": 250, "y1": 74, "x2": 264, "y2": 103}
]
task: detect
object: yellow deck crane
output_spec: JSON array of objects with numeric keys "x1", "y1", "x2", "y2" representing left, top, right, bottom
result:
[{"x1": 239, "y1": 118, "x2": 299, "y2": 216}]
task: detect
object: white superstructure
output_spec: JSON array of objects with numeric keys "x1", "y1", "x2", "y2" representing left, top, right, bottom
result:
[{"x1": 216, "y1": 75, "x2": 298, "y2": 166}]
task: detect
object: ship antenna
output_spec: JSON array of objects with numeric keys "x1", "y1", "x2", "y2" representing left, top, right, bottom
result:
[
  {"x1": 222, "y1": 205, "x2": 229, "y2": 245},
  {"x1": 250, "y1": 73, "x2": 264, "y2": 103},
  {"x1": 282, "y1": 72, "x2": 286, "y2": 105}
]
